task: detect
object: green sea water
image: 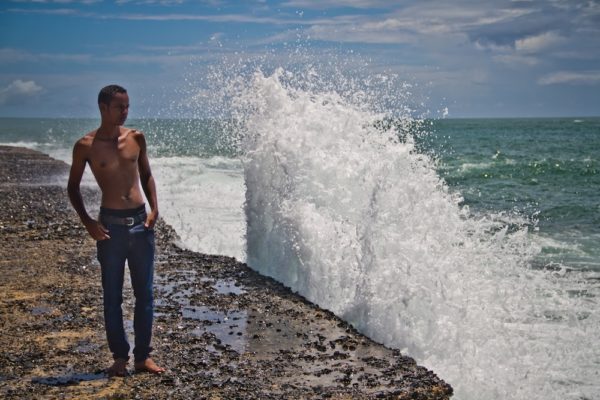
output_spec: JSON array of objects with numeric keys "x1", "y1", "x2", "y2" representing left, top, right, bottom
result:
[{"x1": 423, "y1": 118, "x2": 600, "y2": 271}]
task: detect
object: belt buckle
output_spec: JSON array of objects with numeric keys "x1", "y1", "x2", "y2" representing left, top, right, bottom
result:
[{"x1": 124, "y1": 217, "x2": 135, "y2": 226}]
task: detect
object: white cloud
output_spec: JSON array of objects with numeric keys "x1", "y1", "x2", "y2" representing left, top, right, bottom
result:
[
  {"x1": 391, "y1": 4, "x2": 534, "y2": 36},
  {"x1": 0, "y1": 48, "x2": 92, "y2": 64},
  {"x1": 278, "y1": 3, "x2": 537, "y2": 46},
  {"x1": 488, "y1": 31, "x2": 566, "y2": 68},
  {"x1": 474, "y1": 40, "x2": 512, "y2": 52},
  {"x1": 109, "y1": 12, "x2": 301, "y2": 25},
  {"x1": 493, "y1": 53, "x2": 539, "y2": 66},
  {"x1": 7, "y1": 7, "x2": 82, "y2": 15},
  {"x1": 306, "y1": 22, "x2": 417, "y2": 45},
  {"x1": 538, "y1": 70, "x2": 600, "y2": 85},
  {"x1": 282, "y1": 0, "x2": 391, "y2": 9},
  {"x1": 115, "y1": 0, "x2": 185, "y2": 5},
  {"x1": 0, "y1": 80, "x2": 43, "y2": 105},
  {"x1": 515, "y1": 31, "x2": 566, "y2": 53},
  {"x1": 9, "y1": 0, "x2": 100, "y2": 4}
]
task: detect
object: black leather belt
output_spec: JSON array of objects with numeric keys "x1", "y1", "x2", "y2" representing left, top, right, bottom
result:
[{"x1": 101, "y1": 213, "x2": 146, "y2": 227}]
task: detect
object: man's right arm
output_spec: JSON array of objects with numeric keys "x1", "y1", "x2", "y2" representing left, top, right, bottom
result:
[{"x1": 67, "y1": 139, "x2": 110, "y2": 240}]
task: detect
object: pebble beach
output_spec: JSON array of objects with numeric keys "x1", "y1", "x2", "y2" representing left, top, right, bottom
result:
[{"x1": 0, "y1": 145, "x2": 452, "y2": 399}]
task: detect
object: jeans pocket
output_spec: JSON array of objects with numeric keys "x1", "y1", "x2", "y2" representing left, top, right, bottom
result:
[
  {"x1": 96, "y1": 238, "x2": 108, "y2": 263},
  {"x1": 147, "y1": 228, "x2": 155, "y2": 243}
]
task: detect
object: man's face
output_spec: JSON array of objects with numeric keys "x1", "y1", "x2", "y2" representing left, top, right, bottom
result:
[{"x1": 102, "y1": 92, "x2": 129, "y2": 126}]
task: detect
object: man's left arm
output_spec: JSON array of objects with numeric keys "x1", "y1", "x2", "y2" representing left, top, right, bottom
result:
[{"x1": 136, "y1": 131, "x2": 159, "y2": 229}]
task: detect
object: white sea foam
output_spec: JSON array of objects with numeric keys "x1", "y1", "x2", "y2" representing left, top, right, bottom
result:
[
  {"x1": 0, "y1": 140, "x2": 42, "y2": 149},
  {"x1": 533, "y1": 234, "x2": 585, "y2": 254},
  {"x1": 460, "y1": 162, "x2": 494, "y2": 171},
  {"x1": 233, "y1": 69, "x2": 599, "y2": 400},
  {"x1": 153, "y1": 156, "x2": 246, "y2": 260}
]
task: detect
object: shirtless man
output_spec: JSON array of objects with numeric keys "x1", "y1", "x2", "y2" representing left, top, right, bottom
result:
[{"x1": 67, "y1": 85, "x2": 164, "y2": 376}]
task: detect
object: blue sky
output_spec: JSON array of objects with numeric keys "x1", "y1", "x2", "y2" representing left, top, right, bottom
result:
[{"x1": 1, "y1": 0, "x2": 599, "y2": 118}]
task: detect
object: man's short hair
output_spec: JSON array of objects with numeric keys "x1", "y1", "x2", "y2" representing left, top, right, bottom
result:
[{"x1": 98, "y1": 85, "x2": 127, "y2": 106}]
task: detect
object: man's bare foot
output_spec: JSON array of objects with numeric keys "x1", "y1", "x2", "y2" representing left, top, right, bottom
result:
[
  {"x1": 106, "y1": 358, "x2": 129, "y2": 377},
  {"x1": 134, "y1": 358, "x2": 165, "y2": 374}
]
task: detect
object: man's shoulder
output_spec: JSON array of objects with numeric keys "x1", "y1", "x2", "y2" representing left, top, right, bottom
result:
[
  {"x1": 124, "y1": 127, "x2": 145, "y2": 139},
  {"x1": 74, "y1": 131, "x2": 95, "y2": 148},
  {"x1": 71, "y1": 131, "x2": 94, "y2": 161},
  {"x1": 123, "y1": 127, "x2": 147, "y2": 148}
]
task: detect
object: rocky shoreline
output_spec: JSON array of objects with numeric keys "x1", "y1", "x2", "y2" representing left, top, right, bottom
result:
[{"x1": 0, "y1": 145, "x2": 452, "y2": 399}]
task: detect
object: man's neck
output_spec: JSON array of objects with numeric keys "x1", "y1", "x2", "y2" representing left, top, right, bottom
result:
[{"x1": 96, "y1": 124, "x2": 121, "y2": 140}]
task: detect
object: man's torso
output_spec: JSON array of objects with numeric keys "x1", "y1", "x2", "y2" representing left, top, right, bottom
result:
[{"x1": 82, "y1": 127, "x2": 145, "y2": 209}]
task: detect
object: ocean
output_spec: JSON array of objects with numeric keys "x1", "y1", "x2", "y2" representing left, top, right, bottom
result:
[{"x1": 1, "y1": 70, "x2": 598, "y2": 400}]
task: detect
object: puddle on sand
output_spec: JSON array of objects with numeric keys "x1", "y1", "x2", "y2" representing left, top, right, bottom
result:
[
  {"x1": 168, "y1": 288, "x2": 194, "y2": 305},
  {"x1": 182, "y1": 306, "x2": 247, "y2": 354},
  {"x1": 155, "y1": 269, "x2": 199, "y2": 307}
]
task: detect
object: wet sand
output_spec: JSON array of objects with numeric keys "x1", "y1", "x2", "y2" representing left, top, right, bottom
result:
[{"x1": 0, "y1": 145, "x2": 452, "y2": 399}]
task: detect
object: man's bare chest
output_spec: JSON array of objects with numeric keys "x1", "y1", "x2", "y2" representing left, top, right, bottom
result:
[{"x1": 89, "y1": 142, "x2": 139, "y2": 174}]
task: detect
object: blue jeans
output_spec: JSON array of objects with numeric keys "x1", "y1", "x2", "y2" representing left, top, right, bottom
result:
[{"x1": 97, "y1": 205, "x2": 155, "y2": 363}]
